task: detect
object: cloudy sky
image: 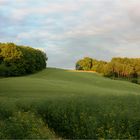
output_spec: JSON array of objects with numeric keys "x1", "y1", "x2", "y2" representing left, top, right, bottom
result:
[{"x1": 0, "y1": 0, "x2": 140, "y2": 69}]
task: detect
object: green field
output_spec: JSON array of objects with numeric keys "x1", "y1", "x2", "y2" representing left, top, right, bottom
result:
[{"x1": 0, "y1": 68, "x2": 140, "y2": 139}]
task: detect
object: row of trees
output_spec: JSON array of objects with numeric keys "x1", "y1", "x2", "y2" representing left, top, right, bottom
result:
[
  {"x1": 0, "y1": 43, "x2": 47, "y2": 76},
  {"x1": 76, "y1": 57, "x2": 140, "y2": 83}
]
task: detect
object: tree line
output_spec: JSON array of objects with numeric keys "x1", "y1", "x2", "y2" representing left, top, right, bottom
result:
[
  {"x1": 76, "y1": 57, "x2": 140, "y2": 83},
  {"x1": 0, "y1": 43, "x2": 47, "y2": 76}
]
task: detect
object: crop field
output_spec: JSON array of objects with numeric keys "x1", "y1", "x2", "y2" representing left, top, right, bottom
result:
[{"x1": 0, "y1": 68, "x2": 140, "y2": 139}]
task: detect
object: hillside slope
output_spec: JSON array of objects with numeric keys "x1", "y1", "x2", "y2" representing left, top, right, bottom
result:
[
  {"x1": 0, "y1": 68, "x2": 140, "y2": 139},
  {"x1": 0, "y1": 67, "x2": 140, "y2": 101}
]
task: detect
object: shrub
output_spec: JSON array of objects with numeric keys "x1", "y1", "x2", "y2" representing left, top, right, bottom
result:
[{"x1": 131, "y1": 78, "x2": 138, "y2": 84}]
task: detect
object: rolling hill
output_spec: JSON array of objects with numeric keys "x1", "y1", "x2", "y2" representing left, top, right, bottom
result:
[{"x1": 0, "y1": 68, "x2": 140, "y2": 139}]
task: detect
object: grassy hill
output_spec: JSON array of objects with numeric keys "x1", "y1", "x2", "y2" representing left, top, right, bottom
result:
[{"x1": 0, "y1": 68, "x2": 140, "y2": 139}]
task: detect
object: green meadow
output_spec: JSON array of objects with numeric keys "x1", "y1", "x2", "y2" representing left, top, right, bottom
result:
[{"x1": 0, "y1": 68, "x2": 140, "y2": 139}]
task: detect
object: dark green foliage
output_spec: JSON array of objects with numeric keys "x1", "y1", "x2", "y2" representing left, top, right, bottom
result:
[
  {"x1": 131, "y1": 78, "x2": 138, "y2": 84},
  {"x1": 0, "y1": 111, "x2": 56, "y2": 139},
  {"x1": 29, "y1": 97, "x2": 140, "y2": 139},
  {"x1": 0, "y1": 103, "x2": 56, "y2": 139},
  {"x1": 0, "y1": 42, "x2": 47, "y2": 76}
]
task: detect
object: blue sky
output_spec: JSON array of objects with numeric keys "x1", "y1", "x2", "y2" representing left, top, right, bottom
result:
[{"x1": 0, "y1": 0, "x2": 140, "y2": 69}]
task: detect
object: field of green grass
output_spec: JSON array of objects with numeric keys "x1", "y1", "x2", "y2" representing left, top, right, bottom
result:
[{"x1": 0, "y1": 68, "x2": 140, "y2": 139}]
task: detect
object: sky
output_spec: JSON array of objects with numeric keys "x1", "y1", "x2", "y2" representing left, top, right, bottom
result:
[{"x1": 0, "y1": 0, "x2": 140, "y2": 69}]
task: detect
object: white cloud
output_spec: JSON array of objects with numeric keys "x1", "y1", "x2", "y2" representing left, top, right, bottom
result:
[
  {"x1": 114, "y1": 44, "x2": 140, "y2": 58},
  {"x1": 0, "y1": 0, "x2": 140, "y2": 68},
  {"x1": 0, "y1": 0, "x2": 8, "y2": 4}
]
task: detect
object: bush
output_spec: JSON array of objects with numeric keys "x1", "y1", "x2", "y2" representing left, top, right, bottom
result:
[
  {"x1": 131, "y1": 78, "x2": 138, "y2": 84},
  {"x1": 0, "y1": 64, "x2": 9, "y2": 76}
]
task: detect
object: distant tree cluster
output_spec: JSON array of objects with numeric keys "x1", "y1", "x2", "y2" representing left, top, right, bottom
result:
[
  {"x1": 76, "y1": 57, "x2": 140, "y2": 83},
  {"x1": 76, "y1": 57, "x2": 107, "y2": 72},
  {"x1": 0, "y1": 43, "x2": 47, "y2": 76}
]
